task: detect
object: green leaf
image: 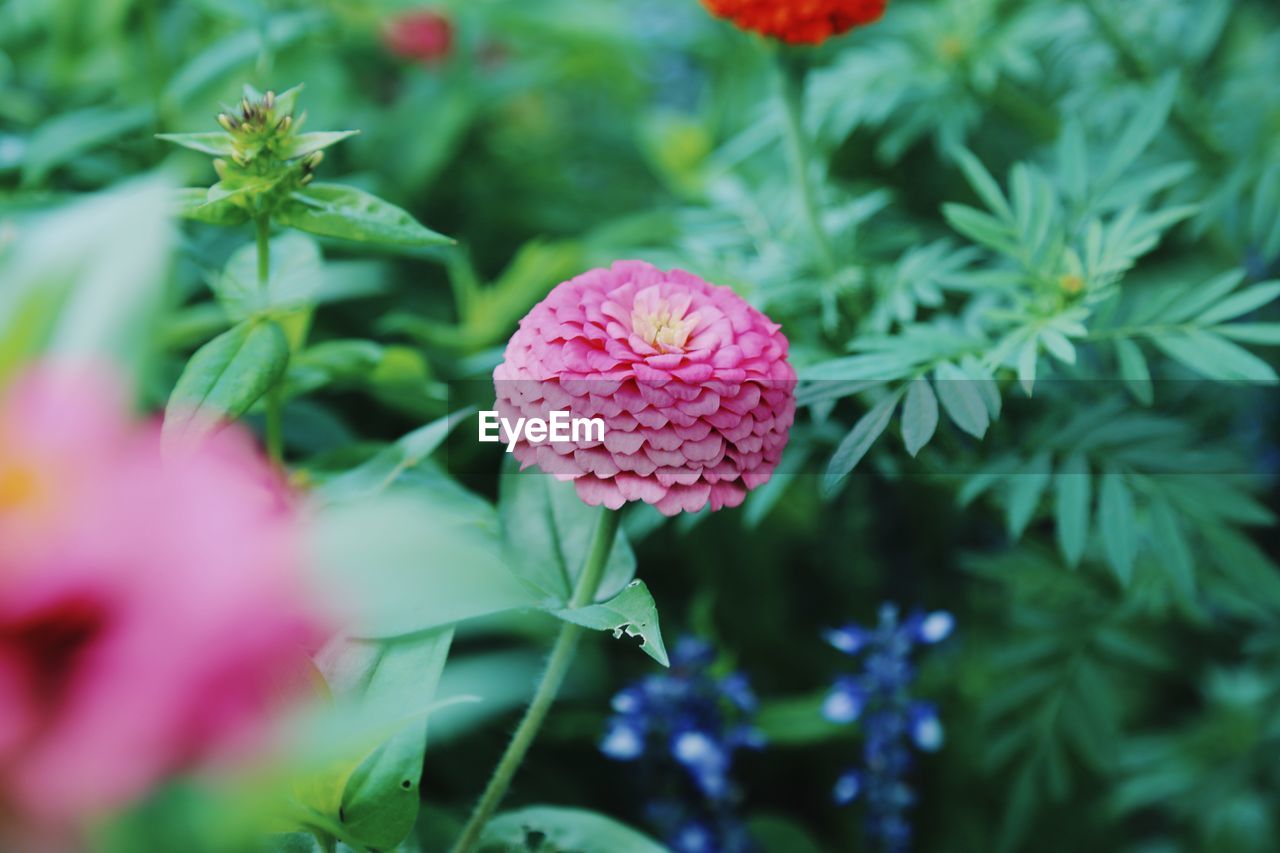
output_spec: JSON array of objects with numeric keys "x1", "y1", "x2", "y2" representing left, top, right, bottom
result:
[
  {"x1": 934, "y1": 362, "x2": 990, "y2": 438},
  {"x1": 1039, "y1": 328, "x2": 1077, "y2": 365},
  {"x1": 1217, "y1": 324, "x2": 1280, "y2": 345},
  {"x1": 0, "y1": 176, "x2": 174, "y2": 381},
  {"x1": 298, "y1": 629, "x2": 454, "y2": 849},
  {"x1": 155, "y1": 131, "x2": 236, "y2": 156},
  {"x1": 746, "y1": 816, "x2": 827, "y2": 853},
  {"x1": 499, "y1": 464, "x2": 637, "y2": 604},
  {"x1": 1098, "y1": 471, "x2": 1136, "y2": 585},
  {"x1": 21, "y1": 105, "x2": 153, "y2": 186},
  {"x1": 170, "y1": 187, "x2": 250, "y2": 226},
  {"x1": 900, "y1": 379, "x2": 938, "y2": 457},
  {"x1": 1161, "y1": 269, "x2": 1247, "y2": 324},
  {"x1": 308, "y1": 479, "x2": 538, "y2": 638},
  {"x1": 1099, "y1": 73, "x2": 1177, "y2": 186},
  {"x1": 952, "y1": 147, "x2": 1013, "y2": 221},
  {"x1": 1152, "y1": 330, "x2": 1278, "y2": 382},
  {"x1": 1148, "y1": 495, "x2": 1195, "y2": 601},
  {"x1": 1007, "y1": 452, "x2": 1051, "y2": 537},
  {"x1": 1114, "y1": 338, "x2": 1153, "y2": 405},
  {"x1": 277, "y1": 131, "x2": 360, "y2": 160},
  {"x1": 554, "y1": 579, "x2": 669, "y2": 666},
  {"x1": 162, "y1": 12, "x2": 327, "y2": 106},
  {"x1": 1196, "y1": 281, "x2": 1280, "y2": 325},
  {"x1": 480, "y1": 806, "x2": 666, "y2": 853},
  {"x1": 823, "y1": 392, "x2": 899, "y2": 493},
  {"x1": 333, "y1": 632, "x2": 451, "y2": 849},
  {"x1": 943, "y1": 204, "x2": 1020, "y2": 256},
  {"x1": 1054, "y1": 453, "x2": 1091, "y2": 567},
  {"x1": 1016, "y1": 338, "x2": 1037, "y2": 395},
  {"x1": 276, "y1": 183, "x2": 452, "y2": 248},
  {"x1": 214, "y1": 232, "x2": 324, "y2": 320},
  {"x1": 162, "y1": 319, "x2": 289, "y2": 448},
  {"x1": 319, "y1": 409, "x2": 474, "y2": 502}
]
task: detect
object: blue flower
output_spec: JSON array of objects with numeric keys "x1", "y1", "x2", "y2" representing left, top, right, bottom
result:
[
  {"x1": 602, "y1": 636, "x2": 762, "y2": 852},
  {"x1": 822, "y1": 677, "x2": 866, "y2": 724},
  {"x1": 824, "y1": 604, "x2": 953, "y2": 853},
  {"x1": 601, "y1": 718, "x2": 646, "y2": 760}
]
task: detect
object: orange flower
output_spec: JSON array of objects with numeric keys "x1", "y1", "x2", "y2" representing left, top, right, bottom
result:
[{"x1": 701, "y1": 0, "x2": 887, "y2": 45}]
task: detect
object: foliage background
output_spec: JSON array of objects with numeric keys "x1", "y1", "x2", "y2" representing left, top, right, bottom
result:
[{"x1": 3, "y1": 0, "x2": 1280, "y2": 850}]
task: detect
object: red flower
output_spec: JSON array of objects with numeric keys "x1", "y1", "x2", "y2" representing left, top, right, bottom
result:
[
  {"x1": 701, "y1": 0, "x2": 887, "y2": 45},
  {"x1": 383, "y1": 9, "x2": 454, "y2": 64}
]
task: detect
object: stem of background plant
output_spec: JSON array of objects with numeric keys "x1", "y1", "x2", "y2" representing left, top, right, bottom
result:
[
  {"x1": 256, "y1": 215, "x2": 285, "y2": 465},
  {"x1": 776, "y1": 50, "x2": 838, "y2": 278},
  {"x1": 450, "y1": 506, "x2": 622, "y2": 853}
]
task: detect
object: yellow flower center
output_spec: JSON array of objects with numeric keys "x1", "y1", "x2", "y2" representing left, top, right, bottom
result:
[
  {"x1": 631, "y1": 287, "x2": 699, "y2": 354},
  {"x1": 0, "y1": 458, "x2": 44, "y2": 512}
]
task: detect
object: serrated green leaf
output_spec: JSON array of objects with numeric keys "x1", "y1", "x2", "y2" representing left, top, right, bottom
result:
[
  {"x1": 952, "y1": 147, "x2": 1013, "y2": 221},
  {"x1": 277, "y1": 130, "x2": 360, "y2": 160},
  {"x1": 1148, "y1": 495, "x2": 1195, "y2": 601},
  {"x1": 276, "y1": 183, "x2": 452, "y2": 248},
  {"x1": 1099, "y1": 471, "x2": 1136, "y2": 585},
  {"x1": 900, "y1": 379, "x2": 938, "y2": 457},
  {"x1": 1152, "y1": 330, "x2": 1278, "y2": 382},
  {"x1": 1162, "y1": 269, "x2": 1247, "y2": 324},
  {"x1": 935, "y1": 362, "x2": 990, "y2": 438},
  {"x1": 155, "y1": 131, "x2": 237, "y2": 156},
  {"x1": 1016, "y1": 339, "x2": 1037, "y2": 395},
  {"x1": 553, "y1": 579, "x2": 668, "y2": 666},
  {"x1": 162, "y1": 319, "x2": 290, "y2": 448},
  {"x1": 1007, "y1": 452, "x2": 1051, "y2": 537},
  {"x1": 1196, "y1": 281, "x2": 1280, "y2": 325},
  {"x1": 1099, "y1": 73, "x2": 1177, "y2": 186},
  {"x1": 1054, "y1": 453, "x2": 1091, "y2": 567},
  {"x1": 1040, "y1": 328, "x2": 1077, "y2": 365},
  {"x1": 824, "y1": 392, "x2": 899, "y2": 492},
  {"x1": 1114, "y1": 338, "x2": 1153, "y2": 405},
  {"x1": 943, "y1": 203, "x2": 1019, "y2": 256},
  {"x1": 1216, "y1": 324, "x2": 1280, "y2": 345}
]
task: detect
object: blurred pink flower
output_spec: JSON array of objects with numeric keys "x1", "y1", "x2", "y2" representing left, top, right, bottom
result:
[
  {"x1": 494, "y1": 260, "x2": 796, "y2": 515},
  {"x1": 0, "y1": 368, "x2": 326, "y2": 828},
  {"x1": 383, "y1": 9, "x2": 454, "y2": 64}
]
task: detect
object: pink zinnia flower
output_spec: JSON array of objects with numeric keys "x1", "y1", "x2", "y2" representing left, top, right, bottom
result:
[
  {"x1": 0, "y1": 368, "x2": 326, "y2": 830},
  {"x1": 494, "y1": 260, "x2": 796, "y2": 516},
  {"x1": 383, "y1": 9, "x2": 454, "y2": 64}
]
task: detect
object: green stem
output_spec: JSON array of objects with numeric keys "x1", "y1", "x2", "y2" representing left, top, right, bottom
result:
[
  {"x1": 256, "y1": 216, "x2": 284, "y2": 465},
  {"x1": 450, "y1": 507, "x2": 622, "y2": 853},
  {"x1": 775, "y1": 52, "x2": 837, "y2": 277}
]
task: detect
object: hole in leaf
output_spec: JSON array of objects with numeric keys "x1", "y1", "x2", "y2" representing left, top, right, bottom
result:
[{"x1": 401, "y1": 779, "x2": 412, "y2": 789}]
